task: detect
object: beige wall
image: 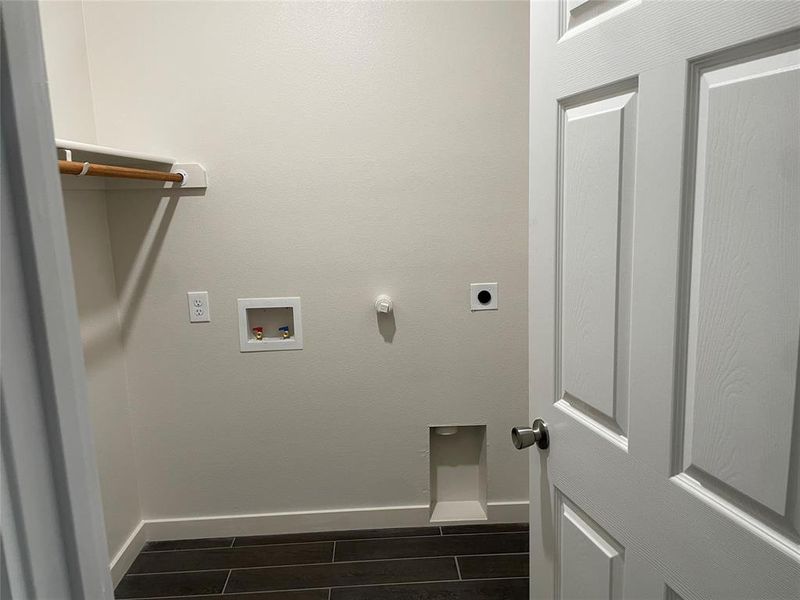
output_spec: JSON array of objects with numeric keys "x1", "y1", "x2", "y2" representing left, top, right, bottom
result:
[
  {"x1": 39, "y1": 0, "x2": 96, "y2": 142},
  {"x1": 40, "y1": 0, "x2": 142, "y2": 561},
  {"x1": 61, "y1": 191, "x2": 143, "y2": 557},
  {"x1": 46, "y1": 0, "x2": 529, "y2": 528}
]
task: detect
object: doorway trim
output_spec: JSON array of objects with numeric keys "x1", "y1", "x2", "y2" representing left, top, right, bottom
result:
[{"x1": 1, "y1": 1, "x2": 113, "y2": 597}]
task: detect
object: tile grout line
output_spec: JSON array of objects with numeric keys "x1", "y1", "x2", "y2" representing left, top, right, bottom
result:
[
  {"x1": 142, "y1": 544, "x2": 233, "y2": 554},
  {"x1": 123, "y1": 552, "x2": 530, "y2": 577},
  {"x1": 139, "y1": 528, "x2": 529, "y2": 553},
  {"x1": 271, "y1": 575, "x2": 529, "y2": 591},
  {"x1": 274, "y1": 575, "x2": 529, "y2": 592},
  {"x1": 122, "y1": 526, "x2": 530, "y2": 598},
  {"x1": 220, "y1": 569, "x2": 232, "y2": 595},
  {"x1": 122, "y1": 576, "x2": 530, "y2": 599},
  {"x1": 118, "y1": 586, "x2": 332, "y2": 600}
]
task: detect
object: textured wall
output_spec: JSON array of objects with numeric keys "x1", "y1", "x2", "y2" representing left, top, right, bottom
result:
[{"x1": 67, "y1": 0, "x2": 529, "y2": 522}]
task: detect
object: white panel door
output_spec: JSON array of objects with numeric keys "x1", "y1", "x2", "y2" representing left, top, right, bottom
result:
[{"x1": 528, "y1": 2, "x2": 800, "y2": 598}]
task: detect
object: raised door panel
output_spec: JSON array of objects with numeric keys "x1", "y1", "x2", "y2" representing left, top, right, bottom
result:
[
  {"x1": 557, "y1": 494, "x2": 670, "y2": 599},
  {"x1": 559, "y1": 87, "x2": 637, "y2": 446},
  {"x1": 680, "y1": 47, "x2": 800, "y2": 544},
  {"x1": 560, "y1": 0, "x2": 639, "y2": 38},
  {"x1": 558, "y1": 496, "x2": 624, "y2": 600},
  {"x1": 665, "y1": 588, "x2": 685, "y2": 600}
]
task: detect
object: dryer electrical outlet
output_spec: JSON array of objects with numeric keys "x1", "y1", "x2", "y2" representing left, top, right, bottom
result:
[
  {"x1": 470, "y1": 283, "x2": 498, "y2": 311},
  {"x1": 187, "y1": 291, "x2": 210, "y2": 322}
]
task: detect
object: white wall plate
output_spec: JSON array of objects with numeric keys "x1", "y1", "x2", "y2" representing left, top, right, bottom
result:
[
  {"x1": 237, "y1": 297, "x2": 303, "y2": 352},
  {"x1": 187, "y1": 291, "x2": 210, "y2": 322},
  {"x1": 470, "y1": 282, "x2": 498, "y2": 311}
]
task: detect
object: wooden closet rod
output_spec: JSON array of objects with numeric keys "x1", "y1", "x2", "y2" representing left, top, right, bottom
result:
[{"x1": 58, "y1": 160, "x2": 184, "y2": 183}]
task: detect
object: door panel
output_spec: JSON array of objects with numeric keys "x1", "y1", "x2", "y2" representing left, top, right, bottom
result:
[
  {"x1": 561, "y1": 0, "x2": 639, "y2": 40},
  {"x1": 556, "y1": 490, "x2": 670, "y2": 600},
  {"x1": 678, "y1": 44, "x2": 800, "y2": 543},
  {"x1": 665, "y1": 588, "x2": 685, "y2": 600},
  {"x1": 558, "y1": 495, "x2": 624, "y2": 600},
  {"x1": 560, "y1": 89, "x2": 637, "y2": 440},
  {"x1": 530, "y1": 1, "x2": 800, "y2": 598}
]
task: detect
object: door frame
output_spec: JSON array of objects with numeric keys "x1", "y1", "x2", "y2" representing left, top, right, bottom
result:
[{"x1": 1, "y1": 1, "x2": 113, "y2": 597}]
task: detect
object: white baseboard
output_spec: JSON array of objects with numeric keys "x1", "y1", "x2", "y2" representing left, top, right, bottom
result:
[
  {"x1": 485, "y1": 500, "x2": 529, "y2": 522},
  {"x1": 144, "y1": 500, "x2": 528, "y2": 541},
  {"x1": 109, "y1": 521, "x2": 147, "y2": 587},
  {"x1": 110, "y1": 500, "x2": 528, "y2": 583},
  {"x1": 146, "y1": 503, "x2": 431, "y2": 541}
]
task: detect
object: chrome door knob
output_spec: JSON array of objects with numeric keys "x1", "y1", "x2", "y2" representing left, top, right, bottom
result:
[{"x1": 511, "y1": 418, "x2": 549, "y2": 450}]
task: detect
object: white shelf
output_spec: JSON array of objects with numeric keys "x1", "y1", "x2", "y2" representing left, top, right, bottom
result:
[
  {"x1": 55, "y1": 138, "x2": 175, "y2": 165},
  {"x1": 430, "y1": 500, "x2": 488, "y2": 523},
  {"x1": 55, "y1": 138, "x2": 207, "y2": 189}
]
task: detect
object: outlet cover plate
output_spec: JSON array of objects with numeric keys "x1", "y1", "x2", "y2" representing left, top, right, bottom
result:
[
  {"x1": 187, "y1": 291, "x2": 210, "y2": 322},
  {"x1": 470, "y1": 283, "x2": 498, "y2": 311}
]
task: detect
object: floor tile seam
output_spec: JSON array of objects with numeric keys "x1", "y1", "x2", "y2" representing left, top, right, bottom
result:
[
  {"x1": 141, "y1": 540, "x2": 335, "y2": 554},
  {"x1": 140, "y1": 529, "x2": 526, "y2": 554},
  {"x1": 327, "y1": 575, "x2": 528, "y2": 591},
  {"x1": 332, "y1": 550, "x2": 530, "y2": 564},
  {"x1": 220, "y1": 570, "x2": 232, "y2": 595},
  {"x1": 116, "y1": 577, "x2": 529, "y2": 599},
  {"x1": 272, "y1": 575, "x2": 529, "y2": 595},
  {"x1": 455, "y1": 552, "x2": 529, "y2": 559},
  {"x1": 441, "y1": 530, "x2": 528, "y2": 536},
  {"x1": 125, "y1": 551, "x2": 530, "y2": 577},
  {"x1": 115, "y1": 585, "x2": 331, "y2": 600},
  {"x1": 236, "y1": 532, "x2": 475, "y2": 547}
]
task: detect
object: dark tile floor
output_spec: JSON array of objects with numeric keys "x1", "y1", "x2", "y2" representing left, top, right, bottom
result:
[{"x1": 115, "y1": 523, "x2": 529, "y2": 599}]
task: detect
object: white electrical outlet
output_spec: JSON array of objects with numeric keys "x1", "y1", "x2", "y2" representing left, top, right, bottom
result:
[{"x1": 187, "y1": 291, "x2": 210, "y2": 323}]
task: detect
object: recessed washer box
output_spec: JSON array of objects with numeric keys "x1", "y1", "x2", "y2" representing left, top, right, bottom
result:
[{"x1": 237, "y1": 297, "x2": 303, "y2": 352}]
